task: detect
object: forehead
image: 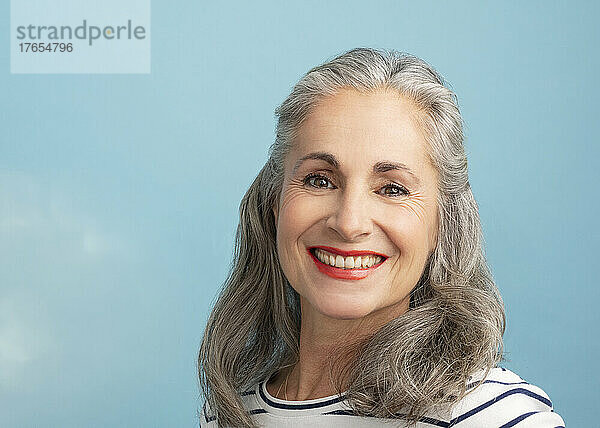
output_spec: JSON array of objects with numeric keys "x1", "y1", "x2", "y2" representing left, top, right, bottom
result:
[{"x1": 289, "y1": 88, "x2": 433, "y2": 172}]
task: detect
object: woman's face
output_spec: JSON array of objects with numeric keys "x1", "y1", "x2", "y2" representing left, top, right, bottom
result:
[{"x1": 273, "y1": 88, "x2": 439, "y2": 322}]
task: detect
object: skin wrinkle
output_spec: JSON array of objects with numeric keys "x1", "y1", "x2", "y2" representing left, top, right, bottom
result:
[
  {"x1": 292, "y1": 153, "x2": 422, "y2": 189},
  {"x1": 269, "y1": 88, "x2": 440, "y2": 401},
  {"x1": 198, "y1": 49, "x2": 507, "y2": 428}
]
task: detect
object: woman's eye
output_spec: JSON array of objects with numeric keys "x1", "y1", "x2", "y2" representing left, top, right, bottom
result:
[
  {"x1": 302, "y1": 175, "x2": 408, "y2": 196},
  {"x1": 304, "y1": 174, "x2": 334, "y2": 189},
  {"x1": 378, "y1": 184, "x2": 409, "y2": 197}
]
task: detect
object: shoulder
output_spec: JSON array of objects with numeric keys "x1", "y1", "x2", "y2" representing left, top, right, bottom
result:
[
  {"x1": 449, "y1": 366, "x2": 565, "y2": 427},
  {"x1": 199, "y1": 386, "x2": 260, "y2": 427},
  {"x1": 199, "y1": 399, "x2": 217, "y2": 427}
]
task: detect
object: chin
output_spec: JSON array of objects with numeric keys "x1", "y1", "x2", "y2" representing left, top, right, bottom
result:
[{"x1": 313, "y1": 298, "x2": 375, "y2": 320}]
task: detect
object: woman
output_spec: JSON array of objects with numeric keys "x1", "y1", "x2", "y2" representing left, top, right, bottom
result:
[{"x1": 198, "y1": 48, "x2": 565, "y2": 427}]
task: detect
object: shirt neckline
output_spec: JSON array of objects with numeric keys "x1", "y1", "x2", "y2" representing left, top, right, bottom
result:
[
  {"x1": 250, "y1": 367, "x2": 509, "y2": 420},
  {"x1": 256, "y1": 380, "x2": 350, "y2": 417}
]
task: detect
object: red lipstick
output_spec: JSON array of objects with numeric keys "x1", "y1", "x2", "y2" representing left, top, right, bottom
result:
[{"x1": 307, "y1": 246, "x2": 388, "y2": 281}]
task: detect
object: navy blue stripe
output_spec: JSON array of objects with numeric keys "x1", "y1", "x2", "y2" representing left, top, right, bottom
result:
[
  {"x1": 324, "y1": 409, "x2": 450, "y2": 427},
  {"x1": 203, "y1": 401, "x2": 217, "y2": 423},
  {"x1": 323, "y1": 409, "x2": 354, "y2": 416},
  {"x1": 259, "y1": 381, "x2": 347, "y2": 410},
  {"x1": 203, "y1": 409, "x2": 266, "y2": 423},
  {"x1": 499, "y1": 411, "x2": 538, "y2": 427},
  {"x1": 323, "y1": 409, "x2": 355, "y2": 416},
  {"x1": 450, "y1": 388, "x2": 552, "y2": 425},
  {"x1": 415, "y1": 415, "x2": 451, "y2": 427},
  {"x1": 466, "y1": 379, "x2": 529, "y2": 390}
]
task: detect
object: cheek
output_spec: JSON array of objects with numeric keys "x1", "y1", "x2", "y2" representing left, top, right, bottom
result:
[
  {"x1": 384, "y1": 216, "x2": 433, "y2": 293},
  {"x1": 382, "y1": 200, "x2": 437, "y2": 259},
  {"x1": 276, "y1": 188, "x2": 322, "y2": 251}
]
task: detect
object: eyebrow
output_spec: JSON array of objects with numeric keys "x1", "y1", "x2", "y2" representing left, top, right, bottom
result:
[{"x1": 292, "y1": 151, "x2": 421, "y2": 185}]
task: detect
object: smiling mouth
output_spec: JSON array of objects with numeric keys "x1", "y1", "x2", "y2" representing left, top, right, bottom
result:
[{"x1": 308, "y1": 247, "x2": 387, "y2": 270}]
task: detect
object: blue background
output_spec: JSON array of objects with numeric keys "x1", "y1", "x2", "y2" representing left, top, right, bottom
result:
[{"x1": 1, "y1": 1, "x2": 597, "y2": 426}]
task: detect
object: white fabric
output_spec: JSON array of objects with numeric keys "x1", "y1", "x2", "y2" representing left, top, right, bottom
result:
[{"x1": 200, "y1": 367, "x2": 565, "y2": 427}]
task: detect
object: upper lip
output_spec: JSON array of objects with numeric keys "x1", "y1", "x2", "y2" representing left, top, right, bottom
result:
[{"x1": 309, "y1": 245, "x2": 389, "y2": 259}]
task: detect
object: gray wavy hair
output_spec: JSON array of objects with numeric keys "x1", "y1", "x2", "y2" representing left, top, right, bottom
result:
[{"x1": 198, "y1": 47, "x2": 506, "y2": 427}]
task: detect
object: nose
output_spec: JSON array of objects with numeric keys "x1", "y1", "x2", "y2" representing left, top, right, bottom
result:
[{"x1": 325, "y1": 185, "x2": 373, "y2": 241}]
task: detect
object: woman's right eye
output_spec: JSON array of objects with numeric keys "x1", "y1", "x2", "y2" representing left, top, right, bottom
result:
[{"x1": 303, "y1": 173, "x2": 335, "y2": 189}]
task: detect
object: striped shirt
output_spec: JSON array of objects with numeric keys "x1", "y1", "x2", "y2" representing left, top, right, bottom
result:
[{"x1": 200, "y1": 367, "x2": 565, "y2": 427}]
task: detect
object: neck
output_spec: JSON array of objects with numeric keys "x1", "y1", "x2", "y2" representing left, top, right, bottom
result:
[{"x1": 270, "y1": 295, "x2": 410, "y2": 401}]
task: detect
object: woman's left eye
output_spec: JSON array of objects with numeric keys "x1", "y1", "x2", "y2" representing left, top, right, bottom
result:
[{"x1": 378, "y1": 184, "x2": 409, "y2": 197}]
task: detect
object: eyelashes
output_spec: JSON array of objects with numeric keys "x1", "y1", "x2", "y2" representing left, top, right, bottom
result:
[
  {"x1": 303, "y1": 173, "x2": 335, "y2": 190},
  {"x1": 302, "y1": 172, "x2": 410, "y2": 197}
]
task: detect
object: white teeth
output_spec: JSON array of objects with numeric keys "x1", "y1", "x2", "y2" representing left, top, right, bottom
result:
[
  {"x1": 313, "y1": 249, "x2": 384, "y2": 270},
  {"x1": 316, "y1": 250, "x2": 324, "y2": 263}
]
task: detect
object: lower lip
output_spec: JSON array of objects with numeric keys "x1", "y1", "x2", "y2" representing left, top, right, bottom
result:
[{"x1": 308, "y1": 249, "x2": 385, "y2": 280}]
